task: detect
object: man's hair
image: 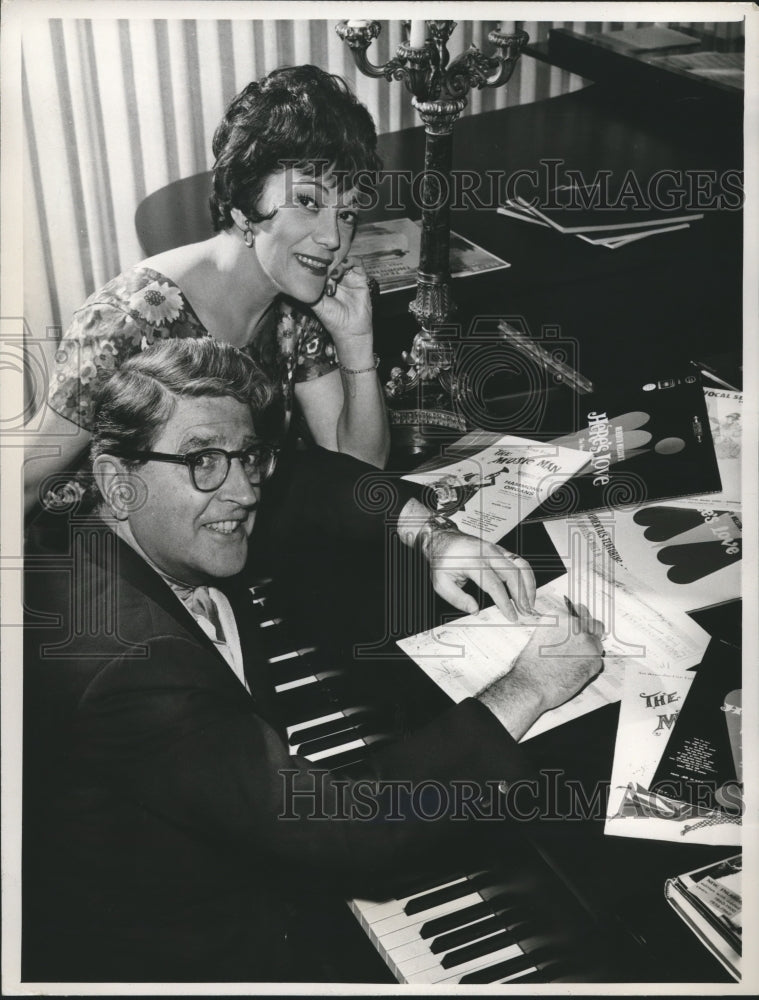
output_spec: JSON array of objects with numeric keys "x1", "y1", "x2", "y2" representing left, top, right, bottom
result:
[
  {"x1": 88, "y1": 338, "x2": 273, "y2": 501},
  {"x1": 209, "y1": 64, "x2": 381, "y2": 231}
]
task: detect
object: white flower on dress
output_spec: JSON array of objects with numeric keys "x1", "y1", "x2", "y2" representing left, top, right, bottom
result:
[
  {"x1": 79, "y1": 362, "x2": 98, "y2": 385},
  {"x1": 127, "y1": 281, "x2": 183, "y2": 327},
  {"x1": 43, "y1": 479, "x2": 85, "y2": 511}
]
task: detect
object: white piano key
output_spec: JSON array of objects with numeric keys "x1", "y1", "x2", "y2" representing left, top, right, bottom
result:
[
  {"x1": 274, "y1": 675, "x2": 318, "y2": 694},
  {"x1": 352, "y1": 877, "x2": 469, "y2": 922},
  {"x1": 268, "y1": 646, "x2": 317, "y2": 663},
  {"x1": 434, "y1": 961, "x2": 538, "y2": 986},
  {"x1": 407, "y1": 942, "x2": 524, "y2": 984},
  {"x1": 371, "y1": 892, "x2": 482, "y2": 939},
  {"x1": 378, "y1": 909, "x2": 489, "y2": 953},
  {"x1": 286, "y1": 711, "x2": 345, "y2": 740},
  {"x1": 391, "y1": 922, "x2": 502, "y2": 965},
  {"x1": 499, "y1": 965, "x2": 539, "y2": 984},
  {"x1": 305, "y1": 738, "x2": 365, "y2": 762}
]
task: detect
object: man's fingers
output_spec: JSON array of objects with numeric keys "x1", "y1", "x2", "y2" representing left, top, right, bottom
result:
[
  {"x1": 433, "y1": 575, "x2": 479, "y2": 616},
  {"x1": 476, "y1": 567, "x2": 518, "y2": 622},
  {"x1": 574, "y1": 602, "x2": 606, "y2": 638},
  {"x1": 487, "y1": 550, "x2": 536, "y2": 612}
]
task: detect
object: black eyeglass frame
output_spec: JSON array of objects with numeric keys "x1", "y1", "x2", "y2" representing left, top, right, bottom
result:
[{"x1": 112, "y1": 444, "x2": 280, "y2": 492}]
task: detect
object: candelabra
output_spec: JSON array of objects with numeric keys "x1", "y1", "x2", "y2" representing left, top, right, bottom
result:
[{"x1": 337, "y1": 19, "x2": 528, "y2": 452}]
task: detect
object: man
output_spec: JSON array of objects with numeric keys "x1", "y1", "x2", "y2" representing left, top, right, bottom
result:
[{"x1": 23, "y1": 338, "x2": 603, "y2": 983}]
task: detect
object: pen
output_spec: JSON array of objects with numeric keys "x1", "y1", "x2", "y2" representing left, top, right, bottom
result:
[
  {"x1": 690, "y1": 359, "x2": 741, "y2": 393},
  {"x1": 564, "y1": 595, "x2": 580, "y2": 618},
  {"x1": 498, "y1": 321, "x2": 594, "y2": 395}
]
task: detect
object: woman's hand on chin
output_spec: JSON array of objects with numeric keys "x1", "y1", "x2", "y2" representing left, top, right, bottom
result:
[{"x1": 311, "y1": 257, "x2": 375, "y2": 365}]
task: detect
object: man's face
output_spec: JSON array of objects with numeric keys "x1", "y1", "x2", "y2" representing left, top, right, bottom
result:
[{"x1": 124, "y1": 395, "x2": 259, "y2": 585}]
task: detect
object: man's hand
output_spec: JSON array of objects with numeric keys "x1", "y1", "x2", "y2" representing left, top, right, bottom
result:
[
  {"x1": 479, "y1": 603, "x2": 605, "y2": 740},
  {"x1": 397, "y1": 500, "x2": 536, "y2": 622},
  {"x1": 424, "y1": 525, "x2": 536, "y2": 622}
]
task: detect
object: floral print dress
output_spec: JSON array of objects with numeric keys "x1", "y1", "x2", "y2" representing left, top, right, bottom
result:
[
  {"x1": 48, "y1": 266, "x2": 338, "y2": 428},
  {"x1": 44, "y1": 266, "x2": 338, "y2": 509}
]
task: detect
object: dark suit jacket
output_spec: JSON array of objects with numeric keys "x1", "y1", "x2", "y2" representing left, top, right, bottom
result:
[{"x1": 23, "y1": 452, "x2": 535, "y2": 983}]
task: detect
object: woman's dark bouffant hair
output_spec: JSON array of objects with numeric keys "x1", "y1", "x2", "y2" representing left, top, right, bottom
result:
[{"x1": 209, "y1": 64, "x2": 382, "y2": 231}]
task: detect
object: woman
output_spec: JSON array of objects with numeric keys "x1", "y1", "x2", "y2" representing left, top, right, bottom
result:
[{"x1": 25, "y1": 65, "x2": 389, "y2": 517}]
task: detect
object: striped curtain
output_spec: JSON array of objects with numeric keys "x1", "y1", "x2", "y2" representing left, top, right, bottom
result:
[{"x1": 21, "y1": 16, "x2": 743, "y2": 359}]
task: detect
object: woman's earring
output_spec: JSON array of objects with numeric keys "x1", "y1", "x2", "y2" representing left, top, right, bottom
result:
[{"x1": 243, "y1": 224, "x2": 255, "y2": 249}]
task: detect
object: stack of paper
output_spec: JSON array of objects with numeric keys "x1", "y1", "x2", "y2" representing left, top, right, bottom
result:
[
  {"x1": 353, "y1": 217, "x2": 510, "y2": 292},
  {"x1": 498, "y1": 186, "x2": 703, "y2": 249},
  {"x1": 543, "y1": 386, "x2": 742, "y2": 614},
  {"x1": 605, "y1": 640, "x2": 742, "y2": 847},
  {"x1": 665, "y1": 854, "x2": 742, "y2": 980},
  {"x1": 650, "y1": 50, "x2": 744, "y2": 90},
  {"x1": 590, "y1": 25, "x2": 701, "y2": 52}
]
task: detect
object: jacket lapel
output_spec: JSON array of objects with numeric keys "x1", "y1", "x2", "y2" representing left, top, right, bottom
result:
[{"x1": 86, "y1": 525, "x2": 252, "y2": 699}]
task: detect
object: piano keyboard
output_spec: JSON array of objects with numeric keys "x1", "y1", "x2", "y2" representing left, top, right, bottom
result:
[
  {"x1": 348, "y1": 874, "x2": 549, "y2": 985},
  {"x1": 250, "y1": 579, "x2": 613, "y2": 984}
]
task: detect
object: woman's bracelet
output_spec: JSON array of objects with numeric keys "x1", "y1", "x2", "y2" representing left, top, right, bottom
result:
[{"x1": 338, "y1": 353, "x2": 380, "y2": 375}]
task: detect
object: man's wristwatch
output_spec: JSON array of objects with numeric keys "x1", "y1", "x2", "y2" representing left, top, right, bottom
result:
[{"x1": 414, "y1": 513, "x2": 459, "y2": 561}]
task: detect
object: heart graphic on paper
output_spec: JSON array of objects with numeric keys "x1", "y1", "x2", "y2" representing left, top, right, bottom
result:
[
  {"x1": 633, "y1": 505, "x2": 716, "y2": 542},
  {"x1": 657, "y1": 537, "x2": 742, "y2": 584}
]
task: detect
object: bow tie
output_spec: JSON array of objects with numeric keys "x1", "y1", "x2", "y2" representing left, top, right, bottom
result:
[{"x1": 183, "y1": 585, "x2": 226, "y2": 644}]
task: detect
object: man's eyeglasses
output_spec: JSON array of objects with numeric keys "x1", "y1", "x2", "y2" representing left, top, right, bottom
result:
[{"x1": 113, "y1": 444, "x2": 279, "y2": 492}]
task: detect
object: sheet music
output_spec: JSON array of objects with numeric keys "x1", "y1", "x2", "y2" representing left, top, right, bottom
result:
[
  {"x1": 605, "y1": 666, "x2": 741, "y2": 846},
  {"x1": 402, "y1": 435, "x2": 590, "y2": 542},
  {"x1": 397, "y1": 563, "x2": 710, "y2": 742}
]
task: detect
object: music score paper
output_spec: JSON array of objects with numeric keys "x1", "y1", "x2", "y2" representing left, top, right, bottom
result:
[
  {"x1": 605, "y1": 666, "x2": 740, "y2": 846},
  {"x1": 402, "y1": 435, "x2": 590, "y2": 543},
  {"x1": 397, "y1": 565, "x2": 710, "y2": 743}
]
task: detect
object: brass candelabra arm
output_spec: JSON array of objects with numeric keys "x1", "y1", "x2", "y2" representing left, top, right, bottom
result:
[
  {"x1": 336, "y1": 20, "x2": 437, "y2": 97},
  {"x1": 444, "y1": 29, "x2": 529, "y2": 96},
  {"x1": 335, "y1": 20, "x2": 401, "y2": 80}
]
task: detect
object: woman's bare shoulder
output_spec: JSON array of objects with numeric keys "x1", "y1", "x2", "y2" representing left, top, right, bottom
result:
[{"x1": 140, "y1": 239, "x2": 219, "y2": 286}]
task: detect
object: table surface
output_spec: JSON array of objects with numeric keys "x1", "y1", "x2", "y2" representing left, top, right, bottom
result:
[
  {"x1": 365, "y1": 82, "x2": 743, "y2": 984},
  {"x1": 371, "y1": 84, "x2": 742, "y2": 385}
]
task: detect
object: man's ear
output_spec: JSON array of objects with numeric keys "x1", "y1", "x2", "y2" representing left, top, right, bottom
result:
[{"x1": 92, "y1": 455, "x2": 147, "y2": 520}]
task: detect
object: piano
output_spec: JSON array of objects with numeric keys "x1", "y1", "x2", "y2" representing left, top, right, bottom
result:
[{"x1": 246, "y1": 577, "x2": 734, "y2": 985}]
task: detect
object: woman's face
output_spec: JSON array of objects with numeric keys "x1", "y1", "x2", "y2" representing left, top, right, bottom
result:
[{"x1": 250, "y1": 168, "x2": 359, "y2": 304}]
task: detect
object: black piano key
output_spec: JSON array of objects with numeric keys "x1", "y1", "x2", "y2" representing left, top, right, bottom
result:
[
  {"x1": 430, "y1": 915, "x2": 505, "y2": 955},
  {"x1": 275, "y1": 676, "x2": 356, "y2": 723},
  {"x1": 292, "y1": 709, "x2": 385, "y2": 751},
  {"x1": 297, "y1": 727, "x2": 365, "y2": 757},
  {"x1": 315, "y1": 745, "x2": 368, "y2": 771},
  {"x1": 458, "y1": 949, "x2": 540, "y2": 984},
  {"x1": 271, "y1": 656, "x2": 324, "y2": 686},
  {"x1": 404, "y1": 878, "x2": 476, "y2": 917},
  {"x1": 386, "y1": 868, "x2": 472, "y2": 905},
  {"x1": 290, "y1": 714, "x2": 364, "y2": 747},
  {"x1": 440, "y1": 929, "x2": 516, "y2": 969},
  {"x1": 419, "y1": 901, "x2": 493, "y2": 939}
]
